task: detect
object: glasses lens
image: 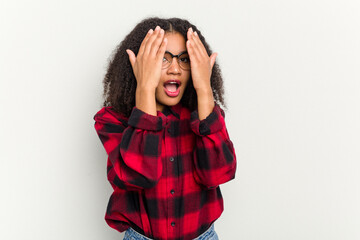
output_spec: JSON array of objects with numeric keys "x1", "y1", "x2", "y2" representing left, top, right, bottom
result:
[
  {"x1": 162, "y1": 52, "x2": 172, "y2": 69},
  {"x1": 162, "y1": 52, "x2": 191, "y2": 70},
  {"x1": 178, "y1": 52, "x2": 190, "y2": 70}
]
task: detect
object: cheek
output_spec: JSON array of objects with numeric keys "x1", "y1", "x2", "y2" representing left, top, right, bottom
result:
[
  {"x1": 183, "y1": 73, "x2": 191, "y2": 85},
  {"x1": 155, "y1": 84, "x2": 164, "y2": 94}
]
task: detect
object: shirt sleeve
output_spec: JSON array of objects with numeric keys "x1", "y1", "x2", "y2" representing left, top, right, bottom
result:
[
  {"x1": 93, "y1": 106, "x2": 166, "y2": 190},
  {"x1": 190, "y1": 102, "x2": 237, "y2": 189}
]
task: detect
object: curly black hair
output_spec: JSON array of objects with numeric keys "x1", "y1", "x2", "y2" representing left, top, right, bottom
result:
[{"x1": 101, "y1": 17, "x2": 226, "y2": 117}]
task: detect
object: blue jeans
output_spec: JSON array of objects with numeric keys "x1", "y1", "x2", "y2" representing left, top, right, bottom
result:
[{"x1": 123, "y1": 223, "x2": 219, "y2": 240}]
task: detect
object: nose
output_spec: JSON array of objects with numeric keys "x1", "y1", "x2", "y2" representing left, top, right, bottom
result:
[{"x1": 167, "y1": 57, "x2": 181, "y2": 74}]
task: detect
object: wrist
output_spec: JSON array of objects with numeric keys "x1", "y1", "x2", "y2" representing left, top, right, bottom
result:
[
  {"x1": 196, "y1": 86, "x2": 214, "y2": 101},
  {"x1": 135, "y1": 88, "x2": 157, "y2": 116},
  {"x1": 196, "y1": 89, "x2": 215, "y2": 121},
  {"x1": 136, "y1": 84, "x2": 157, "y2": 92},
  {"x1": 193, "y1": 75, "x2": 211, "y2": 90}
]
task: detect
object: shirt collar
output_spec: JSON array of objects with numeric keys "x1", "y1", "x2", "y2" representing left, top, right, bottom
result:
[{"x1": 161, "y1": 102, "x2": 182, "y2": 119}]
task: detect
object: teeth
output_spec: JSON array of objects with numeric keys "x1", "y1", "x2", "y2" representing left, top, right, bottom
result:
[
  {"x1": 164, "y1": 81, "x2": 179, "y2": 91},
  {"x1": 165, "y1": 81, "x2": 179, "y2": 87}
]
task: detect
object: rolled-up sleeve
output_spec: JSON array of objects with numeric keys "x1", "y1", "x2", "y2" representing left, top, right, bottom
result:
[
  {"x1": 190, "y1": 103, "x2": 237, "y2": 189},
  {"x1": 94, "y1": 106, "x2": 166, "y2": 190}
]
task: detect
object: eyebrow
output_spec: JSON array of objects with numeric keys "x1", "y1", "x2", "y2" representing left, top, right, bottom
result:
[{"x1": 165, "y1": 50, "x2": 188, "y2": 55}]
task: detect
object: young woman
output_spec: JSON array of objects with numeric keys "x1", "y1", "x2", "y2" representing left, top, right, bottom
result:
[{"x1": 93, "y1": 17, "x2": 237, "y2": 240}]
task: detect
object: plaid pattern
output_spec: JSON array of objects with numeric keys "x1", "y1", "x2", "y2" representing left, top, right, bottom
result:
[{"x1": 93, "y1": 102, "x2": 237, "y2": 240}]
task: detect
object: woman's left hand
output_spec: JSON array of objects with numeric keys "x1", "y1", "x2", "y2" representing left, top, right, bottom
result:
[{"x1": 186, "y1": 28, "x2": 217, "y2": 93}]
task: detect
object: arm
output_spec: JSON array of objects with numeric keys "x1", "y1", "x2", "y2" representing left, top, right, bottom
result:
[
  {"x1": 95, "y1": 26, "x2": 167, "y2": 190},
  {"x1": 190, "y1": 102, "x2": 237, "y2": 189},
  {"x1": 185, "y1": 28, "x2": 236, "y2": 188},
  {"x1": 94, "y1": 106, "x2": 166, "y2": 190}
]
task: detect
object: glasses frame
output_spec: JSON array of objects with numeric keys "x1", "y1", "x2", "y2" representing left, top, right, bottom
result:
[{"x1": 162, "y1": 50, "x2": 191, "y2": 70}]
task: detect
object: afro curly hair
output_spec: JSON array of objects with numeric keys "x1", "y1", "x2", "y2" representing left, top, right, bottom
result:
[{"x1": 101, "y1": 17, "x2": 226, "y2": 117}]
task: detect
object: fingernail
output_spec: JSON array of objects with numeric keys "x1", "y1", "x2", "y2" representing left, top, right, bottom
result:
[
  {"x1": 155, "y1": 26, "x2": 160, "y2": 31},
  {"x1": 194, "y1": 31, "x2": 198, "y2": 36},
  {"x1": 149, "y1": 29, "x2": 153, "y2": 34},
  {"x1": 160, "y1": 29, "x2": 164, "y2": 34},
  {"x1": 190, "y1": 27, "x2": 193, "y2": 32}
]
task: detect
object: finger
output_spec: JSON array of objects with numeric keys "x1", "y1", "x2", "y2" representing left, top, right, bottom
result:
[
  {"x1": 187, "y1": 37, "x2": 202, "y2": 62},
  {"x1": 187, "y1": 30, "x2": 204, "y2": 61},
  {"x1": 143, "y1": 26, "x2": 161, "y2": 55},
  {"x1": 150, "y1": 28, "x2": 165, "y2": 56},
  {"x1": 187, "y1": 27, "x2": 193, "y2": 42},
  {"x1": 156, "y1": 37, "x2": 168, "y2": 61},
  {"x1": 186, "y1": 39, "x2": 198, "y2": 64},
  {"x1": 192, "y1": 31, "x2": 208, "y2": 57},
  {"x1": 187, "y1": 28, "x2": 198, "y2": 56},
  {"x1": 126, "y1": 49, "x2": 136, "y2": 68},
  {"x1": 138, "y1": 28, "x2": 154, "y2": 56},
  {"x1": 210, "y1": 52, "x2": 218, "y2": 69}
]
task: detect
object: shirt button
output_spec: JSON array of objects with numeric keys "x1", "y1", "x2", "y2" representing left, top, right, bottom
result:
[
  {"x1": 171, "y1": 222, "x2": 175, "y2": 227},
  {"x1": 169, "y1": 157, "x2": 174, "y2": 162},
  {"x1": 170, "y1": 189, "x2": 175, "y2": 195}
]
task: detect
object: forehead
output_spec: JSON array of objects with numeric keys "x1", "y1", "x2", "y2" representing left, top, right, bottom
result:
[{"x1": 164, "y1": 32, "x2": 186, "y2": 54}]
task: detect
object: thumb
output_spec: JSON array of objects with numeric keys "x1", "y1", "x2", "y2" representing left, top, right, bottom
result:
[
  {"x1": 210, "y1": 52, "x2": 218, "y2": 70},
  {"x1": 126, "y1": 49, "x2": 136, "y2": 68}
]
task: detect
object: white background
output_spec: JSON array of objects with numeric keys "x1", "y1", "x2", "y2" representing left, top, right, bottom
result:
[{"x1": 1, "y1": 0, "x2": 359, "y2": 239}]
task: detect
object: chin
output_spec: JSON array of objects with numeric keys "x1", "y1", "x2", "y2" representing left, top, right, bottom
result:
[
  {"x1": 157, "y1": 95, "x2": 183, "y2": 107},
  {"x1": 164, "y1": 98, "x2": 181, "y2": 106}
]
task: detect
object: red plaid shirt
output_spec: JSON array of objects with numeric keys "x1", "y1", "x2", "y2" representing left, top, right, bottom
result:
[{"x1": 93, "y1": 102, "x2": 237, "y2": 240}]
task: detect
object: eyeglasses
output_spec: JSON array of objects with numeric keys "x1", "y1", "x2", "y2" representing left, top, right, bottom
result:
[{"x1": 162, "y1": 51, "x2": 191, "y2": 70}]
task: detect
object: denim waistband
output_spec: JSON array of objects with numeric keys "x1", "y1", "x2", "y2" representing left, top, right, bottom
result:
[
  {"x1": 192, "y1": 223, "x2": 216, "y2": 240},
  {"x1": 124, "y1": 223, "x2": 215, "y2": 240}
]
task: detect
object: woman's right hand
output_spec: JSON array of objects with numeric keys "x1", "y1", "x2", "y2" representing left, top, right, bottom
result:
[{"x1": 126, "y1": 26, "x2": 168, "y2": 91}]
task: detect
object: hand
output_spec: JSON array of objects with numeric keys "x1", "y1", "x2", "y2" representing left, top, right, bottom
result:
[
  {"x1": 186, "y1": 28, "x2": 217, "y2": 92},
  {"x1": 126, "y1": 26, "x2": 168, "y2": 91},
  {"x1": 187, "y1": 28, "x2": 216, "y2": 120},
  {"x1": 126, "y1": 26, "x2": 167, "y2": 116}
]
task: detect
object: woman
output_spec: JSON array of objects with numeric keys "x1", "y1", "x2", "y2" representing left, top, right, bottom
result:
[{"x1": 93, "y1": 17, "x2": 237, "y2": 240}]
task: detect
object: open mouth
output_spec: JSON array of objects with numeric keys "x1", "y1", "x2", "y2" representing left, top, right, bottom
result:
[{"x1": 163, "y1": 80, "x2": 181, "y2": 97}]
